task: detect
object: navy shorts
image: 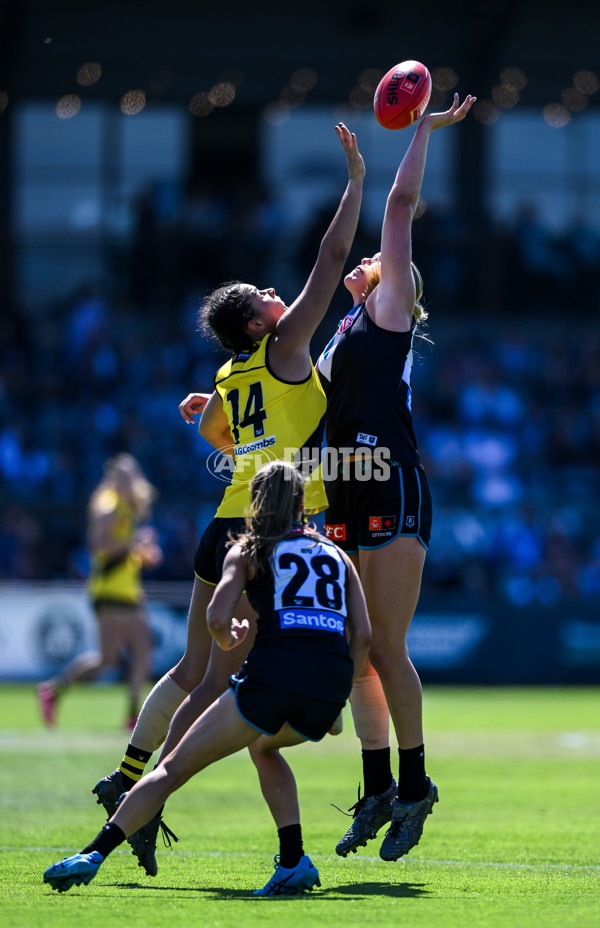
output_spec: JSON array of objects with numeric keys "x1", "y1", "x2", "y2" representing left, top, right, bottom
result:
[
  {"x1": 193, "y1": 517, "x2": 246, "y2": 585},
  {"x1": 229, "y1": 673, "x2": 345, "y2": 742},
  {"x1": 324, "y1": 462, "x2": 432, "y2": 552}
]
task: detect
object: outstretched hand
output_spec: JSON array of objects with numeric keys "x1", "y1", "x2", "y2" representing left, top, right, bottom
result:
[
  {"x1": 335, "y1": 122, "x2": 365, "y2": 182},
  {"x1": 421, "y1": 93, "x2": 477, "y2": 132}
]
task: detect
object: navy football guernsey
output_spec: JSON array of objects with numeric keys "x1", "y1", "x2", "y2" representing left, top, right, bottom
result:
[
  {"x1": 240, "y1": 532, "x2": 354, "y2": 702},
  {"x1": 317, "y1": 303, "x2": 422, "y2": 466}
]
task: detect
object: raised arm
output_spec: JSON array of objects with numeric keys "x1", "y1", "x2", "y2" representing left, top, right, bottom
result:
[
  {"x1": 269, "y1": 124, "x2": 365, "y2": 375},
  {"x1": 370, "y1": 93, "x2": 476, "y2": 331}
]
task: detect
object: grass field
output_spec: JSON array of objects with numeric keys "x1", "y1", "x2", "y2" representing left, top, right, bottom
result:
[{"x1": 0, "y1": 683, "x2": 598, "y2": 928}]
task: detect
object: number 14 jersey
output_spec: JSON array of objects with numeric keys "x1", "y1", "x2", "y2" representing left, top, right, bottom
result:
[{"x1": 214, "y1": 334, "x2": 328, "y2": 518}]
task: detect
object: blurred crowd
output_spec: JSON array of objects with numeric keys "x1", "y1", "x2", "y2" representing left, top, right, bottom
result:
[
  {"x1": 1, "y1": 187, "x2": 599, "y2": 609},
  {"x1": 414, "y1": 324, "x2": 600, "y2": 607}
]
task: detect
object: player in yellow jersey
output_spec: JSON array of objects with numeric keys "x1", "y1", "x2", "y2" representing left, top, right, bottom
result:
[
  {"x1": 91, "y1": 122, "x2": 365, "y2": 876},
  {"x1": 37, "y1": 454, "x2": 162, "y2": 729},
  {"x1": 209, "y1": 330, "x2": 328, "y2": 518}
]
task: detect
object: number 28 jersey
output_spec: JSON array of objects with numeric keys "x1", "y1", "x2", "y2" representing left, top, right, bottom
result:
[
  {"x1": 214, "y1": 334, "x2": 328, "y2": 518},
  {"x1": 242, "y1": 532, "x2": 354, "y2": 703}
]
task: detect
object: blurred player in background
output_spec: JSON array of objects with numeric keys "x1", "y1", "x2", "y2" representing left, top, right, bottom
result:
[
  {"x1": 37, "y1": 453, "x2": 162, "y2": 730},
  {"x1": 43, "y1": 460, "x2": 371, "y2": 896},
  {"x1": 317, "y1": 93, "x2": 476, "y2": 862},
  {"x1": 89, "y1": 123, "x2": 365, "y2": 876}
]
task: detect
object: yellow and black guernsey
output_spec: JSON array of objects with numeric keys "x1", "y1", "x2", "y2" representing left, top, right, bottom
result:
[
  {"x1": 213, "y1": 334, "x2": 328, "y2": 517},
  {"x1": 87, "y1": 489, "x2": 143, "y2": 606}
]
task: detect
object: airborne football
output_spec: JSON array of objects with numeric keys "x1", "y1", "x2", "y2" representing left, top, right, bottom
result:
[{"x1": 374, "y1": 60, "x2": 432, "y2": 129}]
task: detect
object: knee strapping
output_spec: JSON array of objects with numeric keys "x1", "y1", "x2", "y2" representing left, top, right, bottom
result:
[
  {"x1": 349, "y1": 672, "x2": 390, "y2": 747},
  {"x1": 130, "y1": 673, "x2": 188, "y2": 753}
]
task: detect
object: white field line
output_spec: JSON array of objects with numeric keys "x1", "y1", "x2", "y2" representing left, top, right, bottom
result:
[
  {"x1": 3, "y1": 847, "x2": 599, "y2": 872},
  {"x1": 3, "y1": 730, "x2": 600, "y2": 756}
]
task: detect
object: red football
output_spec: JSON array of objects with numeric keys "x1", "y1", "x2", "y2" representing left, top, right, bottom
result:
[{"x1": 374, "y1": 60, "x2": 432, "y2": 130}]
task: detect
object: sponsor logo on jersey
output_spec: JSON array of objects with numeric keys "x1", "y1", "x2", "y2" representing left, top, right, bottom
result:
[
  {"x1": 369, "y1": 515, "x2": 397, "y2": 534},
  {"x1": 356, "y1": 432, "x2": 377, "y2": 446},
  {"x1": 232, "y1": 349, "x2": 256, "y2": 363},
  {"x1": 279, "y1": 608, "x2": 345, "y2": 635},
  {"x1": 338, "y1": 314, "x2": 355, "y2": 333},
  {"x1": 324, "y1": 523, "x2": 346, "y2": 540},
  {"x1": 234, "y1": 435, "x2": 276, "y2": 456},
  {"x1": 318, "y1": 305, "x2": 361, "y2": 381}
]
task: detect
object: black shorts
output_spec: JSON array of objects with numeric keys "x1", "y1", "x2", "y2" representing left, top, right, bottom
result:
[
  {"x1": 324, "y1": 463, "x2": 432, "y2": 552},
  {"x1": 229, "y1": 673, "x2": 345, "y2": 742},
  {"x1": 193, "y1": 517, "x2": 246, "y2": 586}
]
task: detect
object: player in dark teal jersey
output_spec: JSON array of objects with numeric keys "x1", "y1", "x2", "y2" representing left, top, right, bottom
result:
[
  {"x1": 318, "y1": 93, "x2": 476, "y2": 862},
  {"x1": 44, "y1": 461, "x2": 370, "y2": 896}
]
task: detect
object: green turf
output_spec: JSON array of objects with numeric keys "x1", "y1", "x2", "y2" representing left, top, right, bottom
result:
[{"x1": 0, "y1": 683, "x2": 598, "y2": 927}]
